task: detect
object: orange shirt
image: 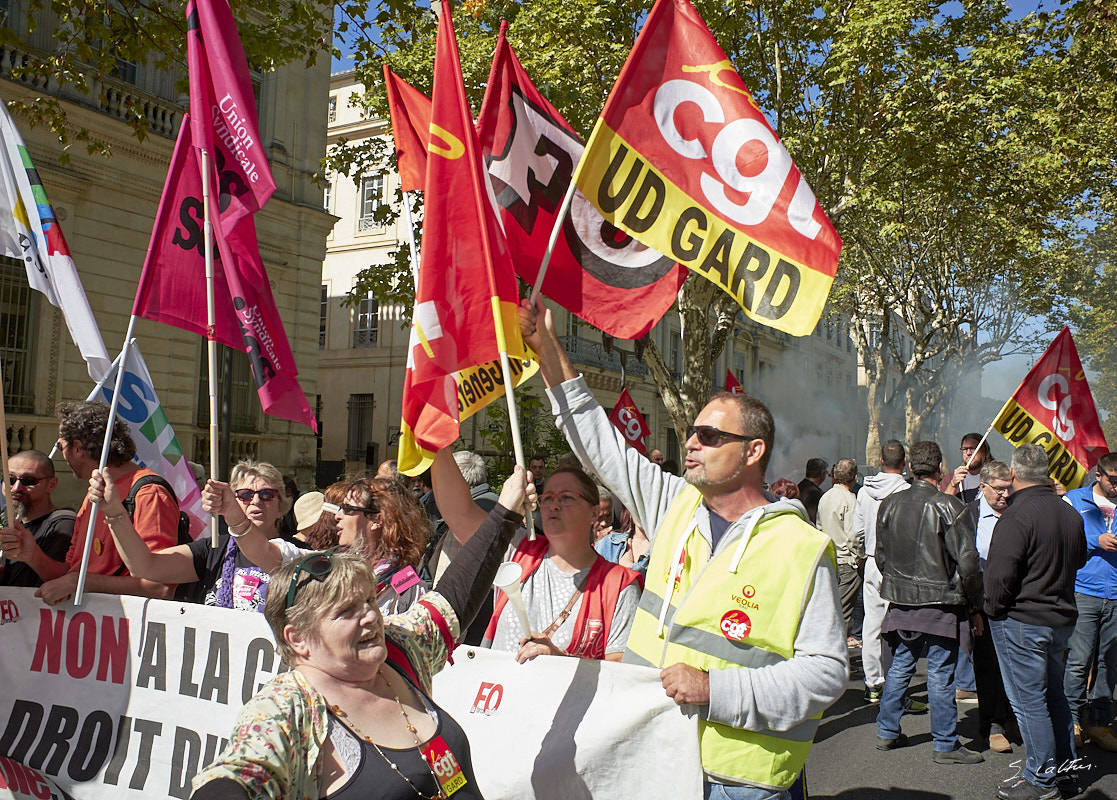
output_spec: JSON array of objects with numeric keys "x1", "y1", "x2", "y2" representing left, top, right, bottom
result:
[{"x1": 65, "y1": 468, "x2": 179, "y2": 576}]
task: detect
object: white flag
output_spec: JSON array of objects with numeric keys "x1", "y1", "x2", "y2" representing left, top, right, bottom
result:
[{"x1": 0, "y1": 98, "x2": 111, "y2": 381}]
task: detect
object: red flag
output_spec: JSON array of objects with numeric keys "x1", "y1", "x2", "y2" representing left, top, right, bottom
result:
[
  {"x1": 187, "y1": 0, "x2": 275, "y2": 228},
  {"x1": 383, "y1": 66, "x2": 432, "y2": 193},
  {"x1": 133, "y1": 119, "x2": 317, "y2": 431},
  {"x1": 992, "y1": 326, "x2": 1108, "y2": 489},
  {"x1": 725, "y1": 370, "x2": 743, "y2": 394},
  {"x1": 573, "y1": 0, "x2": 841, "y2": 337},
  {"x1": 398, "y1": 3, "x2": 531, "y2": 475},
  {"x1": 608, "y1": 389, "x2": 650, "y2": 454},
  {"x1": 476, "y1": 27, "x2": 686, "y2": 340}
]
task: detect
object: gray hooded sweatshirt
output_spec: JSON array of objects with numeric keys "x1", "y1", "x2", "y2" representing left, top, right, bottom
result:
[{"x1": 852, "y1": 471, "x2": 910, "y2": 557}]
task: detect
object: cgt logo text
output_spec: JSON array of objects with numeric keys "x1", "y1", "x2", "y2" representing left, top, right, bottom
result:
[
  {"x1": 730, "y1": 584, "x2": 760, "y2": 611},
  {"x1": 0, "y1": 599, "x2": 19, "y2": 625},
  {"x1": 471, "y1": 682, "x2": 504, "y2": 715},
  {"x1": 720, "y1": 610, "x2": 751, "y2": 642}
]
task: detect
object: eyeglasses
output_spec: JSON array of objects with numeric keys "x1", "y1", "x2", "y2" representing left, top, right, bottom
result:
[
  {"x1": 1101, "y1": 472, "x2": 1117, "y2": 484},
  {"x1": 286, "y1": 552, "x2": 334, "y2": 609},
  {"x1": 983, "y1": 484, "x2": 1012, "y2": 496},
  {"x1": 961, "y1": 446, "x2": 979, "y2": 453},
  {"x1": 686, "y1": 425, "x2": 751, "y2": 447},
  {"x1": 339, "y1": 503, "x2": 378, "y2": 516},
  {"x1": 8, "y1": 475, "x2": 43, "y2": 487},
  {"x1": 539, "y1": 491, "x2": 589, "y2": 507},
  {"x1": 234, "y1": 488, "x2": 280, "y2": 503}
]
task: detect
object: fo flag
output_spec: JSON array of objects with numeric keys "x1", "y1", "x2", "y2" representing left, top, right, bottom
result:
[
  {"x1": 477, "y1": 26, "x2": 685, "y2": 340},
  {"x1": 133, "y1": 118, "x2": 317, "y2": 431},
  {"x1": 608, "y1": 389, "x2": 650, "y2": 454},
  {"x1": 992, "y1": 326, "x2": 1108, "y2": 490},
  {"x1": 383, "y1": 66, "x2": 432, "y2": 193},
  {"x1": 725, "y1": 369, "x2": 743, "y2": 394},
  {"x1": 573, "y1": 0, "x2": 841, "y2": 337},
  {"x1": 398, "y1": 2, "x2": 533, "y2": 476}
]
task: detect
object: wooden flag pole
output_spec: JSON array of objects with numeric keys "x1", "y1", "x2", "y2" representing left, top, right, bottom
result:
[{"x1": 200, "y1": 148, "x2": 220, "y2": 548}]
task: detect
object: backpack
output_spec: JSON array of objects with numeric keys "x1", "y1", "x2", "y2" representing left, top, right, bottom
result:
[{"x1": 121, "y1": 474, "x2": 192, "y2": 547}]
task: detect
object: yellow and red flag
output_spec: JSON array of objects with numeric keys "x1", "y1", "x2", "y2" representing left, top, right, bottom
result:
[
  {"x1": 725, "y1": 369, "x2": 743, "y2": 394},
  {"x1": 608, "y1": 388, "x2": 651, "y2": 454},
  {"x1": 398, "y1": 2, "x2": 534, "y2": 476},
  {"x1": 573, "y1": 0, "x2": 841, "y2": 336},
  {"x1": 992, "y1": 326, "x2": 1108, "y2": 489},
  {"x1": 383, "y1": 66, "x2": 432, "y2": 193}
]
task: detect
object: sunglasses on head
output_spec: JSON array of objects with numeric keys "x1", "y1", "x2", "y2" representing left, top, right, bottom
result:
[
  {"x1": 686, "y1": 425, "x2": 751, "y2": 447},
  {"x1": 234, "y1": 488, "x2": 280, "y2": 503},
  {"x1": 339, "y1": 503, "x2": 378, "y2": 516},
  {"x1": 286, "y1": 552, "x2": 334, "y2": 609},
  {"x1": 9, "y1": 475, "x2": 43, "y2": 487}
]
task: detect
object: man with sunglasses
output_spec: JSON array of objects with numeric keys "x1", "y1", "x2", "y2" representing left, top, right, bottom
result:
[
  {"x1": 35, "y1": 401, "x2": 178, "y2": 604},
  {"x1": 0, "y1": 450, "x2": 75, "y2": 587},
  {"x1": 1063, "y1": 452, "x2": 1117, "y2": 754},
  {"x1": 520, "y1": 299, "x2": 846, "y2": 800}
]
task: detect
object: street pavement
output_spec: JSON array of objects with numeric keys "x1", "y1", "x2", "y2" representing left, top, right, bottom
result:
[{"x1": 805, "y1": 646, "x2": 1117, "y2": 799}]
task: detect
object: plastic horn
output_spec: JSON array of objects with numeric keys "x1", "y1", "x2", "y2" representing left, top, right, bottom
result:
[{"x1": 493, "y1": 561, "x2": 531, "y2": 639}]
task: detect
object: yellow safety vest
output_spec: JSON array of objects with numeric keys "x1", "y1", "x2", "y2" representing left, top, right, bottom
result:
[{"x1": 624, "y1": 486, "x2": 835, "y2": 789}]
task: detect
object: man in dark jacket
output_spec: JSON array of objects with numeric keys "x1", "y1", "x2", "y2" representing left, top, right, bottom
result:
[
  {"x1": 985, "y1": 444, "x2": 1087, "y2": 800},
  {"x1": 875, "y1": 440, "x2": 984, "y2": 764},
  {"x1": 797, "y1": 457, "x2": 828, "y2": 524}
]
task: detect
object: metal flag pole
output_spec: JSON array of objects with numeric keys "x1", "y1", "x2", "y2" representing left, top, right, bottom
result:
[
  {"x1": 401, "y1": 191, "x2": 421, "y2": 287},
  {"x1": 200, "y1": 147, "x2": 220, "y2": 548}
]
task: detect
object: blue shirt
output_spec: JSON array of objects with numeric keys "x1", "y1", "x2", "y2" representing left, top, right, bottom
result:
[{"x1": 975, "y1": 495, "x2": 1000, "y2": 570}]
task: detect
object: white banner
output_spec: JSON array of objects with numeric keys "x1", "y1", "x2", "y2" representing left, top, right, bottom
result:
[{"x1": 431, "y1": 647, "x2": 703, "y2": 799}]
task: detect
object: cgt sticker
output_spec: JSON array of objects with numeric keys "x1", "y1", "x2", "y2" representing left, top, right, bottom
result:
[{"x1": 720, "y1": 610, "x2": 751, "y2": 642}]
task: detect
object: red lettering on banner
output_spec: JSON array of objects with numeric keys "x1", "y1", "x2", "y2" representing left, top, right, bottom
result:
[
  {"x1": 29, "y1": 609, "x2": 129, "y2": 684},
  {"x1": 0, "y1": 599, "x2": 19, "y2": 624},
  {"x1": 0, "y1": 756, "x2": 50, "y2": 799},
  {"x1": 471, "y1": 681, "x2": 504, "y2": 715}
]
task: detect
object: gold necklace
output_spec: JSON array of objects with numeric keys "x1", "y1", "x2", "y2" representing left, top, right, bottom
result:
[{"x1": 327, "y1": 669, "x2": 447, "y2": 800}]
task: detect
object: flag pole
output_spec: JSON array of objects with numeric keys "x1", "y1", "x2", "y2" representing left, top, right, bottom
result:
[
  {"x1": 0, "y1": 357, "x2": 13, "y2": 527},
  {"x1": 201, "y1": 147, "x2": 220, "y2": 548},
  {"x1": 74, "y1": 317, "x2": 137, "y2": 605},
  {"x1": 528, "y1": 179, "x2": 577, "y2": 308},
  {"x1": 401, "y1": 191, "x2": 421, "y2": 287},
  {"x1": 44, "y1": 348, "x2": 128, "y2": 460},
  {"x1": 966, "y1": 422, "x2": 997, "y2": 470}
]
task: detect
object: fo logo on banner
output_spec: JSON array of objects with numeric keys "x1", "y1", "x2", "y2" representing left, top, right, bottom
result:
[
  {"x1": 0, "y1": 599, "x2": 19, "y2": 625},
  {"x1": 471, "y1": 681, "x2": 504, "y2": 715},
  {"x1": 720, "y1": 610, "x2": 751, "y2": 642}
]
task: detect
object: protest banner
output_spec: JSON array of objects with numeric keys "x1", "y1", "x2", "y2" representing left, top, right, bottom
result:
[
  {"x1": 573, "y1": 0, "x2": 841, "y2": 337},
  {"x1": 608, "y1": 388, "x2": 650, "y2": 453},
  {"x1": 991, "y1": 326, "x2": 1108, "y2": 489},
  {"x1": 431, "y1": 646, "x2": 702, "y2": 799}
]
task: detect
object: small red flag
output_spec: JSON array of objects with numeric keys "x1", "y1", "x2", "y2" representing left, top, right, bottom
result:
[
  {"x1": 475, "y1": 26, "x2": 686, "y2": 340},
  {"x1": 383, "y1": 66, "x2": 432, "y2": 193},
  {"x1": 992, "y1": 326, "x2": 1108, "y2": 489},
  {"x1": 608, "y1": 389, "x2": 650, "y2": 454},
  {"x1": 725, "y1": 370, "x2": 743, "y2": 394}
]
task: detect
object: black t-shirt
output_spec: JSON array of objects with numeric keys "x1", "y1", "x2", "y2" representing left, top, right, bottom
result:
[
  {"x1": 1, "y1": 509, "x2": 75, "y2": 587},
  {"x1": 186, "y1": 530, "x2": 276, "y2": 613}
]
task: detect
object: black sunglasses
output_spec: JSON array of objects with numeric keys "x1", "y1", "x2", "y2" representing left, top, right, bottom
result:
[
  {"x1": 9, "y1": 475, "x2": 43, "y2": 487},
  {"x1": 686, "y1": 425, "x2": 752, "y2": 447},
  {"x1": 234, "y1": 488, "x2": 280, "y2": 503},
  {"x1": 339, "y1": 503, "x2": 378, "y2": 517},
  {"x1": 286, "y1": 552, "x2": 334, "y2": 609}
]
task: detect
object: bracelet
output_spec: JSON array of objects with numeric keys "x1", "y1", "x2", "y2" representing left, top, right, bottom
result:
[
  {"x1": 104, "y1": 511, "x2": 129, "y2": 523},
  {"x1": 228, "y1": 520, "x2": 252, "y2": 538}
]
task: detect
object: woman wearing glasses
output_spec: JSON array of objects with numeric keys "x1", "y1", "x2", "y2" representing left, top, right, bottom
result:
[
  {"x1": 88, "y1": 459, "x2": 301, "y2": 612},
  {"x1": 191, "y1": 468, "x2": 534, "y2": 800},
  {"x1": 432, "y1": 449, "x2": 642, "y2": 663},
  {"x1": 333, "y1": 477, "x2": 430, "y2": 615}
]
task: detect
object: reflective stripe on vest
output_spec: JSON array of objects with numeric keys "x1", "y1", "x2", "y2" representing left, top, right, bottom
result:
[{"x1": 624, "y1": 485, "x2": 836, "y2": 788}]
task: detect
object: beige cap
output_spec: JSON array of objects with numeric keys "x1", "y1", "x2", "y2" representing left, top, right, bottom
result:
[{"x1": 294, "y1": 491, "x2": 325, "y2": 531}]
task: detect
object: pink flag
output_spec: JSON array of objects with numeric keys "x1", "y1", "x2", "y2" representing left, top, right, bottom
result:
[
  {"x1": 134, "y1": 118, "x2": 317, "y2": 431},
  {"x1": 187, "y1": 0, "x2": 275, "y2": 228}
]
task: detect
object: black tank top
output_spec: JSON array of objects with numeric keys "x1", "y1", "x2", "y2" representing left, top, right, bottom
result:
[{"x1": 326, "y1": 668, "x2": 483, "y2": 800}]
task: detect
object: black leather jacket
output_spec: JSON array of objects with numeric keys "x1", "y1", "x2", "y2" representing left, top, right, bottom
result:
[{"x1": 876, "y1": 479, "x2": 982, "y2": 611}]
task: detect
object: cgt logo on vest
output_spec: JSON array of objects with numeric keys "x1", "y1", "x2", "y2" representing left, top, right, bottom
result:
[
  {"x1": 0, "y1": 599, "x2": 19, "y2": 625},
  {"x1": 720, "y1": 610, "x2": 752, "y2": 642},
  {"x1": 730, "y1": 584, "x2": 760, "y2": 611}
]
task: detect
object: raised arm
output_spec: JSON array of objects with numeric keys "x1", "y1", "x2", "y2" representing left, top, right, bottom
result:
[
  {"x1": 201, "y1": 480, "x2": 286, "y2": 573},
  {"x1": 429, "y1": 447, "x2": 489, "y2": 545}
]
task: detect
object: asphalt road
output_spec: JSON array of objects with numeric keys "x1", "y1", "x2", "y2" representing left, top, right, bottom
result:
[{"x1": 804, "y1": 647, "x2": 1117, "y2": 800}]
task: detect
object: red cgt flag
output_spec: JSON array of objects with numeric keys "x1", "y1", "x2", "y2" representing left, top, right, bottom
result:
[
  {"x1": 608, "y1": 388, "x2": 650, "y2": 454},
  {"x1": 992, "y1": 326, "x2": 1108, "y2": 489},
  {"x1": 476, "y1": 26, "x2": 686, "y2": 340},
  {"x1": 383, "y1": 66, "x2": 432, "y2": 193},
  {"x1": 133, "y1": 118, "x2": 317, "y2": 431},
  {"x1": 398, "y1": 2, "x2": 531, "y2": 475},
  {"x1": 725, "y1": 369, "x2": 743, "y2": 394},
  {"x1": 573, "y1": 0, "x2": 841, "y2": 337}
]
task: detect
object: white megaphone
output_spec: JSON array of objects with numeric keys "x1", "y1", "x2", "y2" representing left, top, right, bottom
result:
[{"x1": 493, "y1": 561, "x2": 531, "y2": 638}]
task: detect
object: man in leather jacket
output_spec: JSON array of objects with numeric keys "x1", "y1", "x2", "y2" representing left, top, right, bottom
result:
[{"x1": 875, "y1": 440, "x2": 984, "y2": 765}]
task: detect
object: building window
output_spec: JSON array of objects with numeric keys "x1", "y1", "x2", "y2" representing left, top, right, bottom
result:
[
  {"x1": 358, "y1": 175, "x2": 384, "y2": 230},
  {"x1": 319, "y1": 285, "x2": 328, "y2": 349},
  {"x1": 328, "y1": 96, "x2": 337, "y2": 123},
  {"x1": 566, "y1": 311, "x2": 580, "y2": 339},
  {"x1": 323, "y1": 180, "x2": 332, "y2": 211},
  {"x1": 354, "y1": 293, "x2": 379, "y2": 348},
  {"x1": 347, "y1": 393, "x2": 374, "y2": 461},
  {"x1": 0, "y1": 255, "x2": 37, "y2": 414},
  {"x1": 196, "y1": 346, "x2": 259, "y2": 433},
  {"x1": 669, "y1": 330, "x2": 680, "y2": 373}
]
